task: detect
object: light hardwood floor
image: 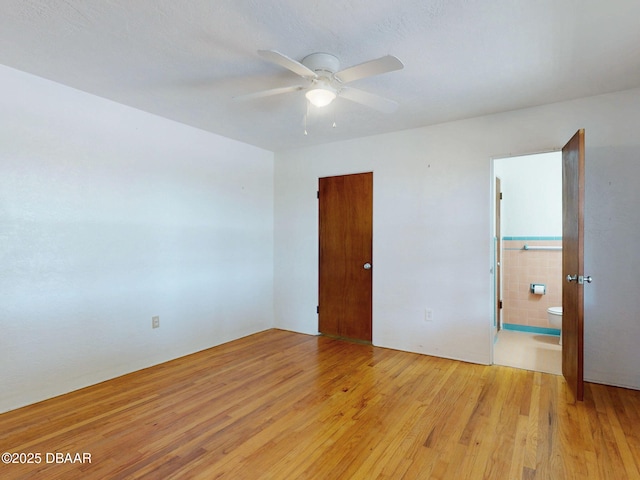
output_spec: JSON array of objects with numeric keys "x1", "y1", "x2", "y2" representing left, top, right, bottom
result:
[{"x1": 2, "y1": 329, "x2": 640, "y2": 479}]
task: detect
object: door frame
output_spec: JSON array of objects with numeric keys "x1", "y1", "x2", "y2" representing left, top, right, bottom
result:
[
  {"x1": 495, "y1": 177, "x2": 502, "y2": 332},
  {"x1": 489, "y1": 149, "x2": 567, "y2": 359}
]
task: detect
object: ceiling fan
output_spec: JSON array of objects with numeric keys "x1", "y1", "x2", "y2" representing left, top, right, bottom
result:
[{"x1": 237, "y1": 50, "x2": 404, "y2": 113}]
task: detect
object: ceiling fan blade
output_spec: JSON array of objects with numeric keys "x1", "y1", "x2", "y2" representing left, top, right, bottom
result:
[
  {"x1": 257, "y1": 50, "x2": 318, "y2": 79},
  {"x1": 234, "y1": 85, "x2": 304, "y2": 101},
  {"x1": 339, "y1": 87, "x2": 399, "y2": 113},
  {"x1": 334, "y1": 55, "x2": 404, "y2": 84}
]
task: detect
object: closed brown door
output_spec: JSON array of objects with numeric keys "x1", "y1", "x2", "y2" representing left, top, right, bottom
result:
[
  {"x1": 318, "y1": 172, "x2": 373, "y2": 342},
  {"x1": 562, "y1": 129, "x2": 585, "y2": 402}
]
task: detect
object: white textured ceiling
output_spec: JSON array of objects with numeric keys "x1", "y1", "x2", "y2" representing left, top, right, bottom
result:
[{"x1": 1, "y1": 0, "x2": 639, "y2": 151}]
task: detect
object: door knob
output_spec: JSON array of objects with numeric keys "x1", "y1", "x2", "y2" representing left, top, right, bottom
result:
[
  {"x1": 363, "y1": 263, "x2": 372, "y2": 270},
  {"x1": 567, "y1": 274, "x2": 593, "y2": 284}
]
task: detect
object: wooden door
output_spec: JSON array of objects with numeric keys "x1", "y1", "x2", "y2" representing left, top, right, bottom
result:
[
  {"x1": 318, "y1": 172, "x2": 373, "y2": 342},
  {"x1": 562, "y1": 129, "x2": 585, "y2": 402},
  {"x1": 495, "y1": 177, "x2": 502, "y2": 331}
]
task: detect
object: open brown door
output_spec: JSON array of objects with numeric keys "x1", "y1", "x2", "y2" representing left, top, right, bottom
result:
[
  {"x1": 318, "y1": 172, "x2": 373, "y2": 342},
  {"x1": 562, "y1": 129, "x2": 586, "y2": 401}
]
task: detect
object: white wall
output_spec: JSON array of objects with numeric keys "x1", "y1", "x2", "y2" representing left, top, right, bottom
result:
[
  {"x1": 494, "y1": 151, "x2": 562, "y2": 237},
  {"x1": 585, "y1": 144, "x2": 640, "y2": 389},
  {"x1": 0, "y1": 65, "x2": 274, "y2": 413},
  {"x1": 274, "y1": 87, "x2": 640, "y2": 390},
  {"x1": 3, "y1": 64, "x2": 638, "y2": 415}
]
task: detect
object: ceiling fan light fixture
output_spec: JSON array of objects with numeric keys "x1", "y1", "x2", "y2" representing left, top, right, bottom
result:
[{"x1": 305, "y1": 84, "x2": 336, "y2": 107}]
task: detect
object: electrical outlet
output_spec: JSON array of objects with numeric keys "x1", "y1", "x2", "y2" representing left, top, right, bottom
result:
[
  {"x1": 152, "y1": 315, "x2": 160, "y2": 329},
  {"x1": 425, "y1": 309, "x2": 433, "y2": 322}
]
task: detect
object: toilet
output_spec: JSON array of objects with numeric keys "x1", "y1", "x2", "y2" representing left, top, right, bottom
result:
[{"x1": 547, "y1": 306, "x2": 562, "y2": 345}]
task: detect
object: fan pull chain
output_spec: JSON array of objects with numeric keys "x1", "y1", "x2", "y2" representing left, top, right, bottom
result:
[{"x1": 303, "y1": 101, "x2": 338, "y2": 135}]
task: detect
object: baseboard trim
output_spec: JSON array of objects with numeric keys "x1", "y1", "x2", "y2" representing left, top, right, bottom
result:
[{"x1": 503, "y1": 323, "x2": 560, "y2": 336}]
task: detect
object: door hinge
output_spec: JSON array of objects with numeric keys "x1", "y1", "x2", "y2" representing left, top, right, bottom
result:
[
  {"x1": 499, "y1": 300, "x2": 503, "y2": 309},
  {"x1": 316, "y1": 305, "x2": 319, "y2": 314},
  {"x1": 317, "y1": 190, "x2": 319, "y2": 199},
  {"x1": 500, "y1": 192, "x2": 503, "y2": 200}
]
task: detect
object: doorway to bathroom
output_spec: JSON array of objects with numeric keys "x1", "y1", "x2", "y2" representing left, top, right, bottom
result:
[{"x1": 492, "y1": 151, "x2": 563, "y2": 375}]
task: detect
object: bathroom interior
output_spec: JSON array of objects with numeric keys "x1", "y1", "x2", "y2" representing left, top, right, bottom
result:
[{"x1": 493, "y1": 151, "x2": 563, "y2": 375}]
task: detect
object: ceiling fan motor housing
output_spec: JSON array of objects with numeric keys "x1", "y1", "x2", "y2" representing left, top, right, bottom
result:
[{"x1": 302, "y1": 53, "x2": 340, "y2": 78}]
